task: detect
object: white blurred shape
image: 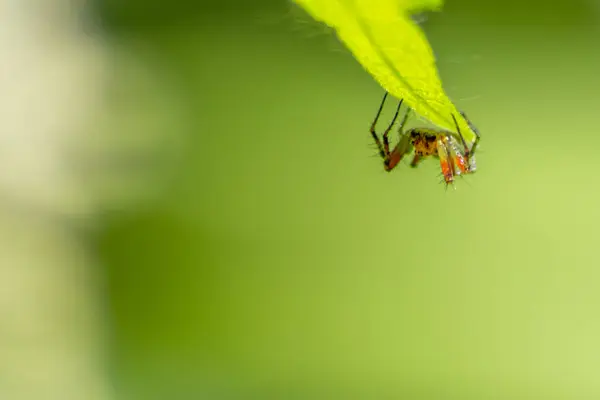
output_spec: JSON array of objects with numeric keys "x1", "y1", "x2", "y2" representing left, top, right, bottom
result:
[{"x1": 0, "y1": 0, "x2": 114, "y2": 399}]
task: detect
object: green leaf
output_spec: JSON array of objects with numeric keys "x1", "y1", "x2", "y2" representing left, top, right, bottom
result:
[{"x1": 292, "y1": 0, "x2": 476, "y2": 143}]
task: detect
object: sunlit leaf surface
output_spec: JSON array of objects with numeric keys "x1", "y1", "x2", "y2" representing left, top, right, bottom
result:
[{"x1": 293, "y1": 0, "x2": 477, "y2": 142}]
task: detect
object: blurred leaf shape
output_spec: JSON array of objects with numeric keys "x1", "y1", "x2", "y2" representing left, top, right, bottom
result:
[{"x1": 293, "y1": 0, "x2": 476, "y2": 142}]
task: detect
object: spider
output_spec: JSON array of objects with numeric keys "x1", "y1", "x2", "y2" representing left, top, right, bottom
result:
[{"x1": 369, "y1": 92, "x2": 480, "y2": 185}]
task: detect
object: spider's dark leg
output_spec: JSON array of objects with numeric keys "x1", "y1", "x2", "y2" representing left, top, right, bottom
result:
[
  {"x1": 453, "y1": 112, "x2": 481, "y2": 173},
  {"x1": 385, "y1": 106, "x2": 413, "y2": 171},
  {"x1": 369, "y1": 92, "x2": 389, "y2": 160},
  {"x1": 460, "y1": 111, "x2": 480, "y2": 157},
  {"x1": 382, "y1": 98, "x2": 404, "y2": 156},
  {"x1": 452, "y1": 113, "x2": 481, "y2": 157},
  {"x1": 451, "y1": 114, "x2": 469, "y2": 155}
]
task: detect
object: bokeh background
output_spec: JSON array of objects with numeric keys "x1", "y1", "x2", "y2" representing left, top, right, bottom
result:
[{"x1": 4, "y1": 0, "x2": 600, "y2": 399}]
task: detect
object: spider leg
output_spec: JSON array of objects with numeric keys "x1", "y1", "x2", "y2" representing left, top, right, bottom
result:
[
  {"x1": 447, "y1": 134, "x2": 468, "y2": 176},
  {"x1": 382, "y1": 98, "x2": 404, "y2": 156},
  {"x1": 369, "y1": 92, "x2": 389, "y2": 160},
  {"x1": 397, "y1": 106, "x2": 412, "y2": 136},
  {"x1": 451, "y1": 113, "x2": 469, "y2": 156},
  {"x1": 369, "y1": 93, "x2": 407, "y2": 171},
  {"x1": 460, "y1": 111, "x2": 481, "y2": 138},
  {"x1": 460, "y1": 111, "x2": 480, "y2": 160},
  {"x1": 385, "y1": 106, "x2": 413, "y2": 171},
  {"x1": 452, "y1": 113, "x2": 479, "y2": 173},
  {"x1": 410, "y1": 153, "x2": 422, "y2": 168},
  {"x1": 437, "y1": 137, "x2": 454, "y2": 185}
]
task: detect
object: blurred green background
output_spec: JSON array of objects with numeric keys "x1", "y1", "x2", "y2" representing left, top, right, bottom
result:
[{"x1": 95, "y1": 0, "x2": 600, "y2": 398}]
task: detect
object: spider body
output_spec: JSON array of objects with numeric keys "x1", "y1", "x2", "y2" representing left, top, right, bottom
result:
[
  {"x1": 409, "y1": 129, "x2": 439, "y2": 157},
  {"x1": 369, "y1": 92, "x2": 480, "y2": 185}
]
